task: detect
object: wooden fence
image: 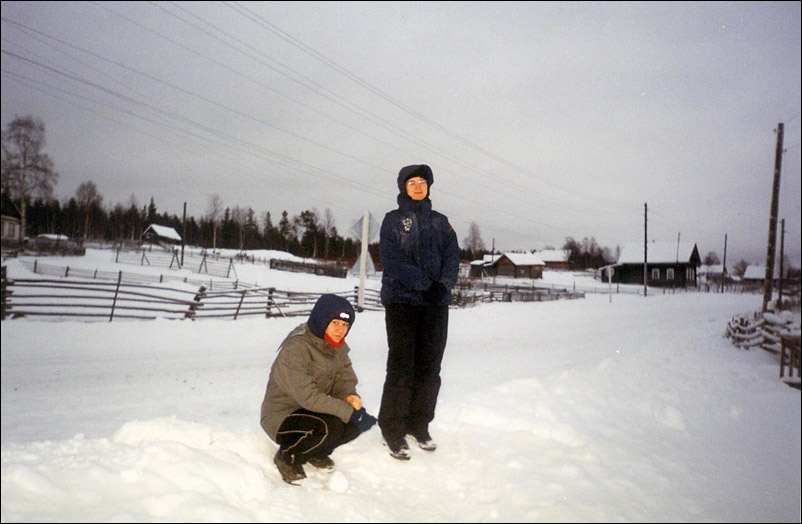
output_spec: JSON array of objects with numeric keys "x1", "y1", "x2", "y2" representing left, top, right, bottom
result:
[
  {"x1": 2, "y1": 263, "x2": 588, "y2": 322},
  {"x1": 1, "y1": 275, "x2": 383, "y2": 321},
  {"x1": 725, "y1": 309, "x2": 801, "y2": 387}
]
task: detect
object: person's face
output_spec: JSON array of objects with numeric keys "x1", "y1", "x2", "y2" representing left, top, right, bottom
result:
[
  {"x1": 405, "y1": 176, "x2": 428, "y2": 201},
  {"x1": 325, "y1": 319, "x2": 350, "y2": 344}
]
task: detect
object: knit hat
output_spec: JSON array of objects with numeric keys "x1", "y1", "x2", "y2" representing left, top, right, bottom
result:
[
  {"x1": 307, "y1": 293, "x2": 355, "y2": 340},
  {"x1": 397, "y1": 164, "x2": 434, "y2": 193}
]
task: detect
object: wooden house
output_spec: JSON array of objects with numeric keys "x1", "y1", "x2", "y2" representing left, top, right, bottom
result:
[
  {"x1": 610, "y1": 241, "x2": 701, "y2": 287},
  {"x1": 469, "y1": 252, "x2": 545, "y2": 279},
  {"x1": 534, "y1": 249, "x2": 571, "y2": 270},
  {"x1": 141, "y1": 224, "x2": 182, "y2": 248},
  {"x1": 1, "y1": 193, "x2": 22, "y2": 246}
]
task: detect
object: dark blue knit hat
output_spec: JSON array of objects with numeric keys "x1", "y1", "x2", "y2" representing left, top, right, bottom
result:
[
  {"x1": 307, "y1": 294, "x2": 355, "y2": 339},
  {"x1": 397, "y1": 164, "x2": 434, "y2": 193}
]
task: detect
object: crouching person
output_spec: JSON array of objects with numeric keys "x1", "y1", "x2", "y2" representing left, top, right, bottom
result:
[{"x1": 260, "y1": 293, "x2": 377, "y2": 485}]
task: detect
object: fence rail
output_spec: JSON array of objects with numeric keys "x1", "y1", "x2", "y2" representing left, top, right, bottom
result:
[
  {"x1": 1, "y1": 272, "x2": 384, "y2": 321},
  {"x1": 3, "y1": 264, "x2": 589, "y2": 322}
]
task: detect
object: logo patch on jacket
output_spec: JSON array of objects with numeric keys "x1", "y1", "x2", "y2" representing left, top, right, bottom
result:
[{"x1": 402, "y1": 218, "x2": 412, "y2": 232}]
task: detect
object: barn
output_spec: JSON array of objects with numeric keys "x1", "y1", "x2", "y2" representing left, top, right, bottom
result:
[
  {"x1": 469, "y1": 252, "x2": 545, "y2": 279},
  {"x1": 534, "y1": 249, "x2": 571, "y2": 270},
  {"x1": 141, "y1": 224, "x2": 182, "y2": 248},
  {"x1": 610, "y1": 241, "x2": 701, "y2": 287}
]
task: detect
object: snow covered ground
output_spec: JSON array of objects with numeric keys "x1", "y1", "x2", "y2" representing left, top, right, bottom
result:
[{"x1": 1, "y1": 248, "x2": 800, "y2": 522}]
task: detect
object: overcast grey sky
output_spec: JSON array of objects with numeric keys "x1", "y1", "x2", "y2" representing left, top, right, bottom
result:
[{"x1": 2, "y1": 1, "x2": 800, "y2": 265}]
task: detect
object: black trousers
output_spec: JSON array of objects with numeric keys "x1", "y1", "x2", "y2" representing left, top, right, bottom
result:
[
  {"x1": 378, "y1": 302, "x2": 449, "y2": 441},
  {"x1": 276, "y1": 409, "x2": 360, "y2": 465}
]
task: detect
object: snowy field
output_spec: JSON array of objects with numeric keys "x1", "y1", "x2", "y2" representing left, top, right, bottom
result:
[{"x1": 1, "y1": 248, "x2": 800, "y2": 522}]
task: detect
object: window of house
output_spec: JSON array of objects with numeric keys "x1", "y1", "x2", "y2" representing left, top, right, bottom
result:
[
  {"x1": 667, "y1": 268, "x2": 675, "y2": 280},
  {"x1": 651, "y1": 268, "x2": 660, "y2": 280}
]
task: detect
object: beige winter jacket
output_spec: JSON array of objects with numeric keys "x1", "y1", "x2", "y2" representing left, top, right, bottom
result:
[{"x1": 260, "y1": 322, "x2": 358, "y2": 441}]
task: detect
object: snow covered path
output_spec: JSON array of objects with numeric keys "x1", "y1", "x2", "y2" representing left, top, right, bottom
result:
[{"x1": 2, "y1": 284, "x2": 800, "y2": 522}]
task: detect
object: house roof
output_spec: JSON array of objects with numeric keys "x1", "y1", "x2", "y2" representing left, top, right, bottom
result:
[
  {"x1": 617, "y1": 241, "x2": 700, "y2": 264},
  {"x1": 470, "y1": 252, "x2": 545, "y2": 267},
  {"x1": 743, "y1": 265, "x2": 780, "y2": 280},
  {"x1": 699, "y1": 264, "x2": 726, "y2": 274},
  {"x1": 534, "y1": 249, "x2": 569, "y2": 263},
  {"x1": 143, "y1": 224, "x2": 182, "y2": 242},
  {"x1": 470, "y1": 253, "x2": 502, "y2": 266},
  {"x1": 500, "y1": 252, "x2": 545, "y2": 267},
  {"x1": 37, "y1": 233, "x2": 69, "y2": 241}
]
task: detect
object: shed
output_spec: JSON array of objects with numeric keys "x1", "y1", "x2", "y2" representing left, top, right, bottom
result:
[
  {"x1": 1, "y1": 192, "x2": 22, "y2": 246},
  {"x1": 611, "y1": 241, "x2": 701, "y2": 287},
  {"x1": 534, "y1": 249, "x2": 571, "y2": 270},
  {"x1": 742, "y1": 265, "x2": 782, "y2": 282},
  {"x1": 469, "y1": 253, "x2": 502, "y2": 278},
  {"x1": 141, "y1": 224, "x2": 182, "y2": 246},
  {"x1": 470, "y1": 252, "x2": 545, "y2": 279}
]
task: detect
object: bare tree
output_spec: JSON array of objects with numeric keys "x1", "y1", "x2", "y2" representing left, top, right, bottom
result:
[
  {"x1": 323, "y1": 208, "x2": 336, "y2": 259},
  {"x1": 206, "y1": 193, "x2": 223, "y2": 251},
  {"x1": 231, "y1": 205, "x2": 246, "y2": 251},
  {"x1": 463, "y1": 222, "x2": 486, "y2": 258},
  {"x1": 75, "y1": 181, "x2": 103, "y2": 240},
  {"x1": 1, "y1": 116, "x2": 59, "y2": 243}
]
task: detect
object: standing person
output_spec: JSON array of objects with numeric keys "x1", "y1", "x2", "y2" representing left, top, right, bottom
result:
[
  {"x1": 377, "y1": 164, "x2": 460, "y2": 460},
  {"x1": 261, "y1": 293, "x2": 377, "y2": 485}
]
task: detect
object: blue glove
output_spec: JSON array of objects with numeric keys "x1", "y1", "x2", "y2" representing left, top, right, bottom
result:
[
  {"x1": 422, "y1": 281, "x2": 448, "y2": 305},
  {"x1": 348, "y1": 407, "x2": 377, "y2": 433}
]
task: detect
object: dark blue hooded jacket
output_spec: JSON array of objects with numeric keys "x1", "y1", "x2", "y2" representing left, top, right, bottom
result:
[{"x1": 379, "y1": 165, "x2": 460, "y2": 305}]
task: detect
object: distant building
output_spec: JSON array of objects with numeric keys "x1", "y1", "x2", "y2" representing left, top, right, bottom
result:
[
  {"x1": 742, "y1": 264, "x2": 782, "y2": 282},
  {"x1": 698, "y1": 264, "x2": 728, "y2": 284},
  {"x1": 534, "y1": 249, "x2": 571, "y2": 270},
  {"x1": 1, "y1": 192, "x2": 22, "y2": 246},
  {"x1": 141, "y1": 224, "x2": 182, "y2": 248},
  {"x1": 610, "y1": 241, "x2": 701, "y2": 287},
  {"x1": 469, "y1": 252, "x2": 545, "y2": 279}
]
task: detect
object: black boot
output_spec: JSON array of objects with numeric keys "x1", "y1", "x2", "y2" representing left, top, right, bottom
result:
[
  {"x1": 408, "y1": 427, "x2": 437, "y2": 451},
  {"x1": 274, "y1": 451, "x2": 306, "y2": 485},
  {"x1": 307, "y1": 455, "x2": 335, "y2": 472},
  {"x1": 384, "y1": 436, "x2": 411, "y2": 461}
]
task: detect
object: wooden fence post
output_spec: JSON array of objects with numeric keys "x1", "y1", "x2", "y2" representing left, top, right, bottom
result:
[
  {"x1": 234, "y1": 289, "x2": 246, "y2": 320},
  {"x1": 185, "y1": 285, "x2": 206, "y2": 320},
  {"x1": 1, "y1": 266, "x2": 7, "y2": 321},
  {"x1": 109, "y1": 271, "x2": 123, "y2": 322}
]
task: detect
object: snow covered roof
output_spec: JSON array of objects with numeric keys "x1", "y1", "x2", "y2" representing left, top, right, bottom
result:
[
  {"x1": 470, "y1": 252, "x2": 545, "y2": 267},
  {"x1": 36, "y1": 233, "x2": 69, "y2": 241},
  {"x1": 742, "y1": 265, "x2": 780, "y2": 280},
  {"x1": 143, "y1": 224, "x2": 182, "y2": 242},
  {"x1": 699, "y1": 264, "x2": 726, "y2": 275},
  {"x1": 617, "y1": 241, "x2": 699, "y2": 264},
  {"x1": 470, "y1": 253, "x2": 502, "y2": 266},
  {"x1": 534, "y1": 249, "x2": 569, "y2": 262},
  {"x1": 501, "y1": 252, "x2": 545, "y2": 266}
]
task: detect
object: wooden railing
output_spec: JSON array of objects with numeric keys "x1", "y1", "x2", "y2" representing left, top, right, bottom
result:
[{"x1": 1, "y1": 272, "x2": 383, "y2": 322}]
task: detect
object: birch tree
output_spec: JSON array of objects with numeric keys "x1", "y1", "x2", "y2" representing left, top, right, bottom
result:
[{"x1": 1, "y1": 116, "x2": 59, "y2": 243}]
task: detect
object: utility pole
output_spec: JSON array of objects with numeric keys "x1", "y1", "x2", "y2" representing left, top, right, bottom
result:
[
  {"x1": 643, "y1": 202, "x2": 648, "y2": 297},
  {"x1": 762, "y1": 123, "x2": 784, "y2": 312},
  {"x1": 720, "y1": 234, "x2": 727, "y2": 293},
  {"x1": 181, "y1": 202, "x2": 187, "y2": 267},
  {"x1": 357, "y1": 210, "x2": 370, "y2": 312},
  {"x1": 778, "y1": 218, "x2": 785, "y2": 309}
]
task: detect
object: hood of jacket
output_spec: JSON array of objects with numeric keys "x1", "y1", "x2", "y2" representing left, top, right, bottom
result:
[{"x1": 306, "y1": 293, "x2": 356, "y2": 340}]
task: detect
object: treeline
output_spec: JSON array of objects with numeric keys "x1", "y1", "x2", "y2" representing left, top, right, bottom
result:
[
  {"x1": 10, "y1": 192, "x2": 366, "y2": 263},
  {"x1": 562, "y1": 236, "x2": 617, "y2": 269},
  {"x1": 8, "y1": 190, "x2": 621, "y2": 270}
]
